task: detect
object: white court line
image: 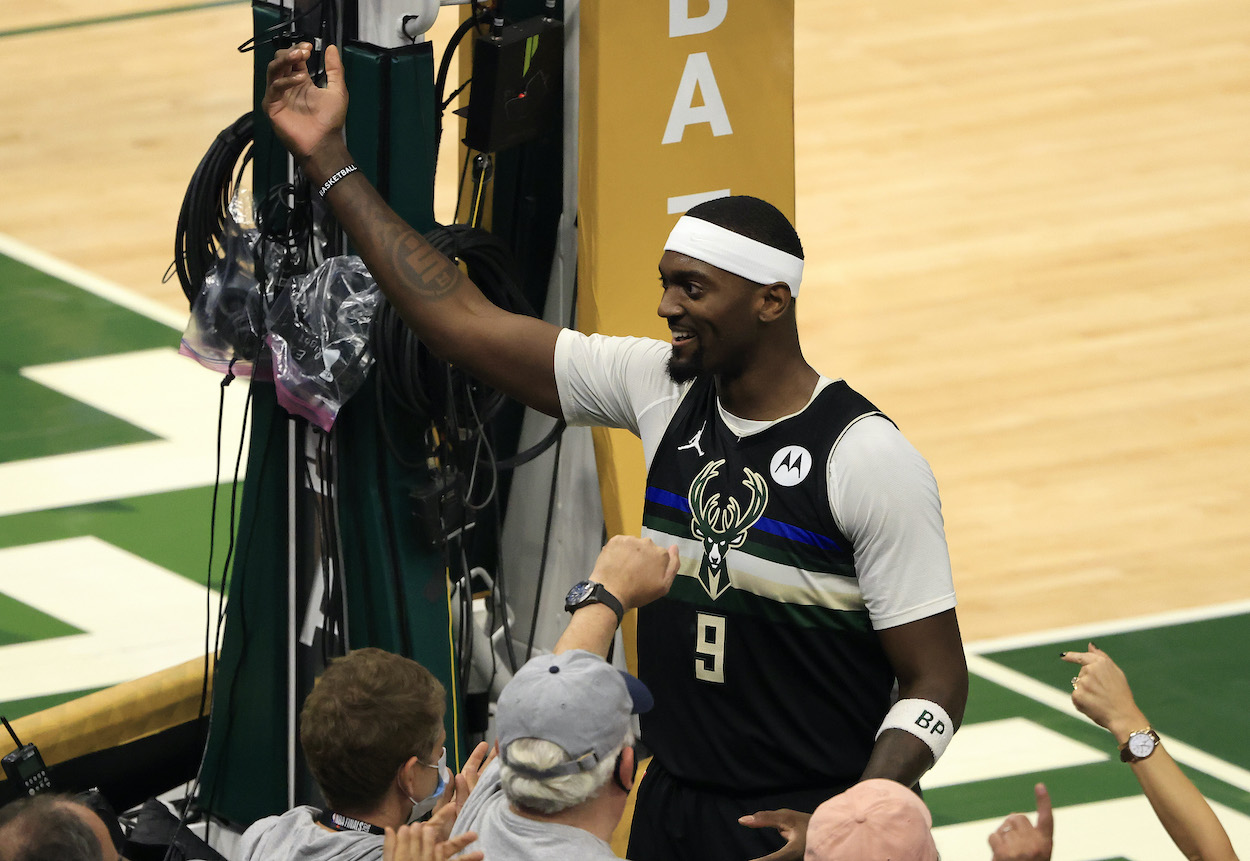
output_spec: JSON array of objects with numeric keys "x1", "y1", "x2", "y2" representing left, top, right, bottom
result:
[
  {"x1": 966, "y1": 597, "x2": 1250, "y2": 655},
  {"x1": 924, "y1": 717, "x2": 1107, "y2": 788},
  {"x1": 0, "y1": 231, "x2": 186, "y2": 330},
  {"x1": 0, "y1": 537, "x2": 223, "y2": 702},
  {"x1": 3, "y1": 348, "x2": 253, "y2": 517}
]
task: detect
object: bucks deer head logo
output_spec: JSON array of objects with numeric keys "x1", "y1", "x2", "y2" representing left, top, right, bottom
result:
[{"x1": 688, "y1": 459, "x2": 769, "y2": 600}]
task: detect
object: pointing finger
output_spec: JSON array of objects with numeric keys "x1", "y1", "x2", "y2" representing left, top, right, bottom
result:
[{"x1": 1034, "y1": 782, "x2": 1054, "y2": 839}]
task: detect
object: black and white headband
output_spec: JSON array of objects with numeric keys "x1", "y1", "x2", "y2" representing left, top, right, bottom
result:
[{"x1": 664, "y1": 215, "x2": 804, "y2": 296}]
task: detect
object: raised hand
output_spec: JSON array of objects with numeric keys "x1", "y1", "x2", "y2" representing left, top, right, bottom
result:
[
  {"x1": 453, "y1": 741, "x2": 497, "y2": 806},
  {"x1": 261, "y1": 42, "x2": 349, "y2": 162},
  {"x1": 590, "y1": 535, "x2": 680, "y2": 613},
  {"x1": 988, "y1": 783, "x2": 1054, "y2": 861},
  {"x1": 383, "y1": 822, "x2": 483, "y2": 861},
  {"x1": 1062, "y1": 643, "x2": 1147, "y2": 740}
]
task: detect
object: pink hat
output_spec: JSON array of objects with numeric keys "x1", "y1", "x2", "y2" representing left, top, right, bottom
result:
[{"x1": 804, "y1": 779, "x2": 938, "y2": 861}]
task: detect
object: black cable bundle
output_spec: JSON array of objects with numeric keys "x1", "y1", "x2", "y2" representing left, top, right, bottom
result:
[
  {"x1": 373, "y1": 223, "x2": 548, "y2": 436},
  {"x1": 169, "y1": 113, "x2": 255, "y2": 307},
  {"x1": 369, "y1": 224, "x2": 568, "y2": 718},
  {"x1": 372, "y1": 223, "x2": 567, "y2": 476}
]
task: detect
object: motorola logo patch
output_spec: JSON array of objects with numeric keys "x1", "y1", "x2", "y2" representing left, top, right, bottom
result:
[{"x1": 769, "y1": 445, "x2": 812, "y2": 487}]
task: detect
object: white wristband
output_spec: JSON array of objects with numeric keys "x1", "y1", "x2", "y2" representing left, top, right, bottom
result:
[{"x1": 876, "y1": 698, "x2": 954, "y2": 762}]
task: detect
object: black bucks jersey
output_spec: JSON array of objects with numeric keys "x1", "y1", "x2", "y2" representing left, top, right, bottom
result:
[{"x1": 639, "y1": 377, "x2": 897, "y2": 793}]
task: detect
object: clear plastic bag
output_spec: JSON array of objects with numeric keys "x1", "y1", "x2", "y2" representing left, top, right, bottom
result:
[
  {"x1": 265, "y1": 255, "x2": 381, "y2": 432},
  {"x1": 178, "y1": 191, "x2": 272, "y2": 378}
]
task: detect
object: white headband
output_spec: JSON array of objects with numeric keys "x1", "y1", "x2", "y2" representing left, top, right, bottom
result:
[{"x1": 664, "y1": 215, "x2": 804, "y2": 296}]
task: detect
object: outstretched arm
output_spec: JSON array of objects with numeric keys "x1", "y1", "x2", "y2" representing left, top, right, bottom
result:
[
  {"x1": 553, "y1": 535, "x2": 680, "y2": 657},
  {"x1": 1065, "y1": 645, "x2": 1238, "y2": 861},
  {"x1": 860, "y1": 608, "x2": 969, "y2": 786},
  {"x1": 263, "y1": 43, "x2": 564, "y2": 416}
]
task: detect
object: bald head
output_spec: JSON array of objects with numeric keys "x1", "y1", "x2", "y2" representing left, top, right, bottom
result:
[
  {"x1": 0, "y1": 795, "x2": 116, "y2": 861},
  {"x1": 67, "y1": 802, "x2": 118, "y2": 861}
]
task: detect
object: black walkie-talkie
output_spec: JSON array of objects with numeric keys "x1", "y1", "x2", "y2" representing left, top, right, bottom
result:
[{"x1": 2, "y1": 716, "x2": 52, "y2": 796}]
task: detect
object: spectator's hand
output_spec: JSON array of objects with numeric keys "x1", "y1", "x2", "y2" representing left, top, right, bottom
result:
[
  {"x1": 589, "y1": 535, "x2": 680, "y2": 612},
  {"x1": 383, "y1": 822, "x2": 482, "y2": 861},
  {"x1": 988, "y1": 783, "x2": 1054, "y2": 861},
  {"x1": 451, "y1": 741, "x2": 496, "y2": 808},
  {"x1": 738, "y1": 808, "x2": 811, "y2": 861},
  {"x1": 424, "y1": 801, "x2": 460, "y2": 844},
  {"x1": 262, "y1": 42, "x2": 348, "y2": 161},
  {"x1": 1062, "y1": 643, "x2": 1149, "y2": 741}
]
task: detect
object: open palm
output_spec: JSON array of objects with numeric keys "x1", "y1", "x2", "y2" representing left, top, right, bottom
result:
[{"x1": 262, "y1": 42, "x2": 348, "y2": 160}]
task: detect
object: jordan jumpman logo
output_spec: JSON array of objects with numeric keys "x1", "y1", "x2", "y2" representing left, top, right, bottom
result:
[{"x1": 678, "y1": 422, "x2": 706, "y2": 457}]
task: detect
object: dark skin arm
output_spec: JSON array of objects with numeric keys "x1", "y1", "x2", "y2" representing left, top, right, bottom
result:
[
  {"x1": 862, "y1": 608, "x2": 969, "y2": 783},
  {"x1": 742, "y1": 609, "x2": 968, "y2": 861},
  {"x1": 263, "y1": 43, "x2": 564, "y2": 416}
]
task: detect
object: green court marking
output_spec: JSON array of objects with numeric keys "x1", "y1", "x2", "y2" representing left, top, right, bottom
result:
[
  {"x1": 1, "y1": 255, "x2": 175, "y2": 364},
  {"x1": 925, "y1": 674, "x2": 1143, "y2": 825},
  {"x1": 929, "y1": 760, "x2": 1142, "y2": 826},
  {"x1": 0, "y1": 1, "x2": 247, "y2": 39},
  {"x1": 0, "y1": 484, "x2": 237, "y2": 590},
  {"x1": 956, "y1": 673, "x2": 1117, "y2": 748},
  {"x1": 929, "y1": 669, "x2": 1250, "y2": 825},
  {"x1": 0, "y1": 687, "x2": 107, "y2": 723},
  {"x1": 984, "y1": 615, "x2": 1250, "y2": 771},
  {"x1": 0, "y1": 253, "x2": 176, "y2": 462},
  {"x1": 0, "y1": 594, "x2": 83, "y2": 647},
  {"x1": 0, "y1": 375, "x2": 159, "y2": 464}
]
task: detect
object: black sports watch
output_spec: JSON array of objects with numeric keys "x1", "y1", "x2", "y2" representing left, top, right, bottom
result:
[{"x1": 564, "y1": 580, "x2": 624, "y2": 625}]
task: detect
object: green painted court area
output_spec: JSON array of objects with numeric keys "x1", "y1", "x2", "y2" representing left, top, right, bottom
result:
[
  {"x1": 0, "y1": 247, "x2": 235, "y2": 720},
  {"x1": 0, "y1": 256, "x2": 170, "y2": 463},
  {"x1": 2, "y1": 246, "x2": 1248, "y2": 856},
  {"x1": 933, "y1": 624, "x2": 1250, "y2": 817},
  {"x1": 990, "y1": 616, "x2": 1250, "y2": 773}
]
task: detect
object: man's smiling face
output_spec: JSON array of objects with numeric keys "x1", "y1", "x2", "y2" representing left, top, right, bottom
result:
[{"x1": 657, "y1": 250, "x2": 762, "y2": 384}]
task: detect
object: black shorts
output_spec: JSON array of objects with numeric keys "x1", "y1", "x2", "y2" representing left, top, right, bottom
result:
[{"x1": 627, "y1": 761, "x2": 849, "y2": 861}]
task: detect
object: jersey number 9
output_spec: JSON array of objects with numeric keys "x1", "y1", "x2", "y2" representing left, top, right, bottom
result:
[{"x1": 695, "y1": 612, "x2": 726, "y2": 683}]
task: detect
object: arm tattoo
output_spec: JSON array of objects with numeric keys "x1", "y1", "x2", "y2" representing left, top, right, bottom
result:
[{"x1": 392, "y1": 227, "x2": 460, "y2": 300}]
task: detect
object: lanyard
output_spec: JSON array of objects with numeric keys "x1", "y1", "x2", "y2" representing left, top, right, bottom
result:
[{"x1": 314, "y1": 810, "x2": 385, "y2": 836}]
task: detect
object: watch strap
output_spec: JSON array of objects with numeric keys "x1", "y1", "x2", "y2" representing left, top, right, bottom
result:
[
  {"x1": 1119, "y1": 727, "x2": 1160, "y2": 763},
  {"x1": 566, "y1": 581, "x2": 625, "y2": 625}
]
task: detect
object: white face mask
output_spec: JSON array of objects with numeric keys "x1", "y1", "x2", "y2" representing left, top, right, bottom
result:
[{"x1": 406, "y1": 746, "x2": 451, "y2": 822}]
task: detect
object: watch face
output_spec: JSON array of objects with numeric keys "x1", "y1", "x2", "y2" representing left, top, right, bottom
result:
[
  {"x1": 1128, "y1": 732, "x2": 1156, "y2": 758},
  {"x1": 566, "y1": 581, "x2": 594, "y2": 605}
]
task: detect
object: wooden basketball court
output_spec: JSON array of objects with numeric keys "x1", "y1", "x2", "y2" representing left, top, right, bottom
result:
[{"x1": 1, "y1": 0, "x2": 1247, "y2": 644}]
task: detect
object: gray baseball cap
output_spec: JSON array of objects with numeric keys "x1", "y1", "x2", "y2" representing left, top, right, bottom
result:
[{"x1": 496, "y1": 649, "x2": 653, "y2": 778}]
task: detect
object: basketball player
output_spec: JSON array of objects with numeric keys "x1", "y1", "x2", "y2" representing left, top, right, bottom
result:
[{"x1": 262, "y1": 43, "x2": 968, "y2": 861}]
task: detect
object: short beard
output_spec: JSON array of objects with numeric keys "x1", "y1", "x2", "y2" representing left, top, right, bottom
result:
[{"x1": 666, "y1": 349, "x2": 704, "y2": 384}]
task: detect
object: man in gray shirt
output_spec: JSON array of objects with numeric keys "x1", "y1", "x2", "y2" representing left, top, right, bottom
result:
[
  {"x1": 237, "y1": 648, "x2": 450, "y2": 861},
  {"x1": 452, "y1": 646, "x2": 654, "y2": 860}
]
